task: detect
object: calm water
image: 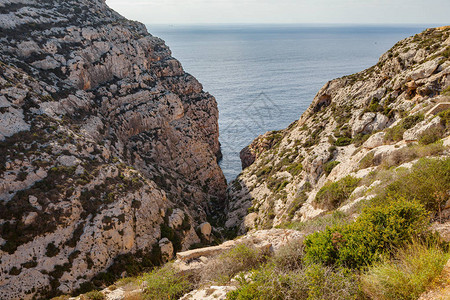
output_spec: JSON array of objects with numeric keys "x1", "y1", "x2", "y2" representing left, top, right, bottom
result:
[{"x1": 146, "y1": 24, "x2": 430, "y2": 182}]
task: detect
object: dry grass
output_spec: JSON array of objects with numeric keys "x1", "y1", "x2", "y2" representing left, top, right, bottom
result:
[
  {"x1": 380, "y1": 142, "x2": 446, "y2": 169},
  {"x1": 123, "y1": 292, "x2": 144, "y2": 300},
  {"x1": 361, "y1": 241, "x2": 450, "y2": 300},
  {"x1": 200, "y1": 243, "x2": 270, "y2": 284}
]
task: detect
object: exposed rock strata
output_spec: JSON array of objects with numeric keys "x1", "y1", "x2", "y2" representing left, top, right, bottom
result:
[{"x1": 0, "y1": 0, "x2": 226, "y2": 298}]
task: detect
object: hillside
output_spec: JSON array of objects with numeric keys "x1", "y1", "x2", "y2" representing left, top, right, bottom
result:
[
  {"x1": 227, "y1": 26, "x2": 450, "y2": 233},
  {"x1": 1, "y1": 1, "x2": 450, "y2": 299},
  {"x1": 0, "y1": 0, "x2": 226, "y2": 299},
  {"x1": 70, "y1": 26, "x2": 450, "y2": 300}
]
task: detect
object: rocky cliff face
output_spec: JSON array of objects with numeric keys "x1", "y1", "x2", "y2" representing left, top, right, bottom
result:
[
  {"x1": 227, "y1": 26, "x2": 450, "y2": 234},
  {"x1": 0, "y1": 0, "x2": 226, "y2": 298}
]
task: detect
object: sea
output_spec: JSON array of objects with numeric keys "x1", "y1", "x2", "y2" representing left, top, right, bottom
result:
[{"x1": 146, "y1": 24, "x2": 434, "y2": 182}]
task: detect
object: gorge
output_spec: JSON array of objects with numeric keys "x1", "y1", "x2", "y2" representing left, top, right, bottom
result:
[{"x1": 0, "y1": 1, "x2": 449, "y2": 300}]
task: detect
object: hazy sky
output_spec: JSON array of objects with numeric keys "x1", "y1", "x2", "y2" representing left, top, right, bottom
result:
[{"x1": 106, "y1": 0, "x2": 450, "y2": 25}]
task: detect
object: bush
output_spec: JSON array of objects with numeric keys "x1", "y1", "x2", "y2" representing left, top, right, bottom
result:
[
  {"x1": 50, "y1": 296, "x2": 71, "y2": 300},
  {"x1": 441, "y1": 86, "x2": 450, "y2": 96},
  {"x1": 418, "y1": 126, "x2": 444, "y2": 145},
  {"x1": 46, "y1": 242, "x2": 60, "y2": 257},
  {"x1": 352, "y1": 133, "x2": 371, "y2": 147},
  {"x1": 272, "y1": 239, "x2": 305, "y2": 271},
  {"x1": 384, "y1": 125, "x2": 405, "y2": 143},
  {"x1": 141, "y1": 264, "x2": 191, "y2": 300},
  {"x1": 323, "y1": 161, "x2": 340, "y2": 175},
  {"x1": 402, "y1": 114, "x2": 424, "y2": 130},
  {"x1": 314, "y1": 176, "x2": 360, "y2": 210},
  {"x1": 123, "y1": 294, "x2": 144, "y2": 300},
  {"x1": 384, "y1": 114, "x2": 424, "y2": 143},
  {"x1": 380, "y1": 141, "x2": 445, "y2": 168},
  {"x1": 227, "y1": 263, "x2": 360, "y2": 300},
  {"x1": 359, "y1": 152, "x2": 375, "y2": 169},
  {"x1": 385, "y1": 158, "x2": 450, "y2": 218},
  {"x1": 335, "y1": 137, "x2": 352, "y2": 146},
  {"x1": 286, "y1": 162, "x2": 303, "y2": 176},
  {"x1": 437, "y1": 108, "x2": 450, "y2": 128},
  {"x1": 201, "y1": 243, "x2": 270, "y2": 284},
  {"x1": 82, "y1": 290, "x2": 105, "y2": 300},
  {"x1": 227, "y1": 265, "x2": 307, "y2": 300},
  {"x1": 304, "y1": 199, "x2": 430, "y2": 269},
  {"x1": 361, "y1": 241, "x2": 449, "y2": 300}
]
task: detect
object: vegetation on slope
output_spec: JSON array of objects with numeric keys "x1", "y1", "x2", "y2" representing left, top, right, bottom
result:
[{"x1": 67, "y1": 157, "x2": 450, "y2": 300}]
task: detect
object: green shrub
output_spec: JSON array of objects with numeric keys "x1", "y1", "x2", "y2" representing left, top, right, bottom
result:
[
  {"x1": 46, "y1": 242, "x2": 60, "y2": 257},
  {"x1": 272, "y1": 239, "x2": 305, "y2": 271},
  {"x1": 402, "y1": 114, "x2": 424, "y2": 130},
  {"x1": 227, "y1": 265, "x2": 307, "y2": 300},
  {"x1": 385, "y1": 158, "x2": 450, "y2": 218},
  {"x1": 418, "y1": 127, "x2": 445, "y2": 145},
  {"x1": 335, "y1": 137, "x2": 352, "y2": 146},
  {"x1": 314, "y1": 176, "x2": 360, "y2": 210},
  {"x1": 227, "y1": 263, "x2": 360, "y2": 300},
  {"x1": 437, "y1": 108, "x2": 450, "y2": 128},
  {"x1": 287, "y1": 191, "x2": 308, "y2": 218},
  {"x1": 286, "y1": 162, "x2": 303, "y2": 176},
  {"x1": 201, "y1": 243, "x2": 270, "y2": 284},
  {"x1": 384, "y1": 125, "x2": 405, "y2": 143},
  {"x1": 352, "y1": 133, "x2": 371, "y2": 147},
  {"x1": 366, "y1": 98, "x2": 382, "y2": 113},
  {"x1": 384, "y1": 114, "x2": 424, "y2": 143},
  {"x1": 303, "y1": 264, "x2": 360, "y2": 300},
  {"x1": 83, "y1": 290, "x2": 105, "y2": 300},
  {"x1": 441, "y1": 86, "x2": 450, "y2": 96},
  {"x1": 359, "y1": 152, "x2": 375, "y2": 169},
  {"x1": 324, "y1": 161, "x2": 340, "y2": 175},
  {"x1": 141, "y1": 264, "x2": 191, "y2": 300},
  {"x1": 304, "y1": 199, "x2": 430, "y2": 269},
  {"x1": 361, "y1": 241, "x2": 449, "y2": 300},
  {"x1": 50, "y1": 296, "x2": 71, "y2": 300},
  {"x1": 380, "y1": 141, "x2": 445, "y2": 168}
]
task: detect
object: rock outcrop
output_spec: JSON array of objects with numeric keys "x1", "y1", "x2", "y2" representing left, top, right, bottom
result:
[
  {"x1": 0, "y1": 0, "x2": 226, "y2": 298},
  {"x1": 227, "y1": 27, "x2": 450, "y2": 234}
]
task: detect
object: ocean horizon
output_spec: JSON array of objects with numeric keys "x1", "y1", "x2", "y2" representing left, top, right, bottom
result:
[{"x1": 146, "y1": 24, "x2": 435, "y2": 182}]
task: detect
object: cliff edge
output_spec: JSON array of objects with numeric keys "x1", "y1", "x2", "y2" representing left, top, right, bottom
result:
[{"x1": 0, "y1": 0, "x2": 226, "y2": 298}]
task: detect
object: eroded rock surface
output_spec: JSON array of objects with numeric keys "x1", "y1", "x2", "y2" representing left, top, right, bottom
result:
[
  {"x1": 0, "y1": 0, "x2": 226, "y2": 298},
  {"x1": 227, "y1": 27, "x2": 450, "y2": 234}
]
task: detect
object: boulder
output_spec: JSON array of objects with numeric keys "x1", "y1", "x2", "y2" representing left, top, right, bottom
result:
[
  {"x1": 363, "y1": 132, "x2": 385, "y2": 149},
  {"x1": 159, "y1": 238, "x2": 174, "y2": 262},
  {"x1": 408, "y1": 59, "x2": 440, "y2": 81},
  {"x1": 403, "y1": 117, "x2": 443, "y2": 141},
  {"x1": 57, "y1": 155, "x2": 81, "y2": 167},
  {"x1": 199, "y1": 222, "x2": 212, "y2": 241}
]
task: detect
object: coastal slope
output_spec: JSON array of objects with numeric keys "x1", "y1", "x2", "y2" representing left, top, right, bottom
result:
[
  {"x1": 0, "y1": 0, "x2": 226, "y2": 298},
  {"x1": 227, "y1": 26, "x2": 450, "y2": 233}
]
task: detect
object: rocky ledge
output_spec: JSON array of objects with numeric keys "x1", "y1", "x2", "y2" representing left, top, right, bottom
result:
[{"x1": 0, "y1": 0, "x2": 226, "y2": 299}]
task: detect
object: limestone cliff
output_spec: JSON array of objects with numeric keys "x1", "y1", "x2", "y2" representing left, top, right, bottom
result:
[
  {"x1": 0, "y1": 0, "x2": 226, "y2": 298},
  {"x1": 227, "y1": 26, "x2": 450, "y2": 234}
]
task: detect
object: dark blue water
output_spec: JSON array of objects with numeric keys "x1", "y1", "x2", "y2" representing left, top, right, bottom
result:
[{"x1": 146, "y1": 24, "x2": 430, "y2": 182}]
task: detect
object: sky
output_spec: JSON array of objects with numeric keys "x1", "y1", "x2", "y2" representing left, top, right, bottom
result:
[{"x1": 106, "y1": 0, "x2": 450, "y2": 25}]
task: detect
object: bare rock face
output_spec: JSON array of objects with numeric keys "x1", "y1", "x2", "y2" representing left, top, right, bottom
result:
[
  {"x1": 239, "y1": 131, "x2": 283, "y2": 169},
  {"x1": 159, "y1": 238, "x2": 174, "y2": 262},
  {"x1": 0, "y1": 0, "x2": 226, "y2": 298},
  {"x1": 198, "y1": 222, "x2": 212, "y2": 241},
  {"x1": 227, "y1": 27, "x2": 450, "y2": 234}
]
